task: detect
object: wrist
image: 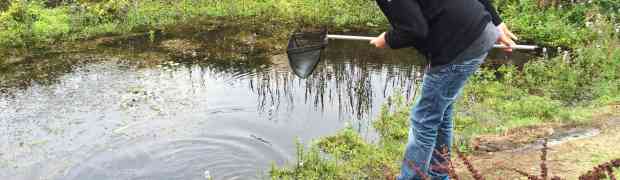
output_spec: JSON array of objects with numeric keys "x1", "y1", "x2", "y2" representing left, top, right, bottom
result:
[
  {"x1": 383, "y1": 32, "x2": 391, "y2": 48},
  {"x1": 497, "y1": 25, "x2": 505, "y2": 36}
]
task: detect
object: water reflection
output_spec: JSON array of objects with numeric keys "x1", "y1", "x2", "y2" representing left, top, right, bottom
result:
[
  {"x1": 1, "y1": 36, "x2": 425, "y2": 180},
  {"x1": 0, "y1": 24, "x2": 532, "y2": 180},
  {"x1": 242, "y1": 40, "x2": 423, "y2": 122}
]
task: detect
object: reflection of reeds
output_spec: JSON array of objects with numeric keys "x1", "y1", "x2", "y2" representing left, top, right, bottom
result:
[
  {"x1": 170, "y1": 24, "x2": 424, "y2": 125},
  {"x1": 248, "y1": 40, "x2": 423, "y2": 123},
  {"x1": 251, "y1": 70, "x2": 296, "y2": 113}
]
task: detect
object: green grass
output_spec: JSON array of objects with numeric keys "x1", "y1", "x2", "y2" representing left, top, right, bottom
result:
[
  {"x1": 270, "y1": 97, "x2": 410, "y2": 180},
  {"x1": 452, "y1": 26, "x2": 619, "y2": 147},
  {"x1": 3, "y1": 0, "x2": 613, "y2": 49},
  {"x1": 270, "y1": 1, "x2": 619, "y2": 178},
  {"x1": 0, "y1": 0, "x2": 387, "y2": 48},
  {"x1": 0, "y1": 0, "x2": 618, "y2": 178}
]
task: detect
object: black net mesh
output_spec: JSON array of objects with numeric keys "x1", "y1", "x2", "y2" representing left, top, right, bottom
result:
[{"x1": 286, "y1": 30, "x2": 328, "y2": 78}]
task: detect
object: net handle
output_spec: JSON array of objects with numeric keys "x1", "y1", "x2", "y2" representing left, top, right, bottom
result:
[
  {"x1": 327, "y1": 35, "x2": 375, "y2": 41},
  {"x1": 327, "y1": 34, "x2": 538, "y2": 50}
]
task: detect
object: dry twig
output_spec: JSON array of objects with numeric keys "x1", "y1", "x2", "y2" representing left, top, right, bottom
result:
[
  {"x1": 383, "y1": 165, "x2": 396, "y2": 180},
  {"x1": 579, "y1": 158, "x2": 620, "y2": 180},
  {"x1": 432, "y1": 148, "x2": 460, "y2": 180},
  {"x1": 456, "y1": 149, "x2": 485, "y2": 180},
  {"x1": 511, "y1": 167, "x2": 542, "y2": 180},
  {"x1": 541, "y1": 139, "x2": 549, "y2": 180},
  {"x1": 407, "y1": 160, "x2": 430, "y2": 180}
]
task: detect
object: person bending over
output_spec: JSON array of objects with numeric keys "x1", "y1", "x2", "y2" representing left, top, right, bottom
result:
[{"x1": 369, "y1": 0, "x2": 518, "y2": 179}]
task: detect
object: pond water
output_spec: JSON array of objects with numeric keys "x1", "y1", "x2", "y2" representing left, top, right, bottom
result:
[{"x1": 0, "y1": 26, "x2": 532, "y2": 180}]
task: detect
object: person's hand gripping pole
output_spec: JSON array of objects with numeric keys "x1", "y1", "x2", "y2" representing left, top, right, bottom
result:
[
  {"x1": 370, "y1": 32, "x2": 388, "y2": 49},
  {"x1": 497, "y1": 23, "x2": 519, "y2": 52}
]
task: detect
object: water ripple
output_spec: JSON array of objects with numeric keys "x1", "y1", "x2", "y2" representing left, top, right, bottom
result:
[{"x1": 63, "y1": 135, "x2": 288, "y2": 180}]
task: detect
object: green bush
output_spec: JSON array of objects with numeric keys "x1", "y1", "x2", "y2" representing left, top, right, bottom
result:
[
  {"x1": 316, "y1": 128, "x2": 372, "y2": 160},
  {"x1": 32, "y1": 7, "x2": 71, "y2": 43},
  {"x1": 270, "y1": 140, "x2": 342, "y2": 179},
  {"x1": 0, "y1": 1, "x2": 71, "y2": 47},
  {"x1": 0, "y1": 0, "x2": 617, "y2": 48},
  {"x1": 271, "y1": 100, "x2": 410, "y2": 180},
  {"x1": 518, "y1": 22, "x2": 619, "y2": 104},
  {"x1": 499, "y1": 0, "x2": 594, "y2": 47}
]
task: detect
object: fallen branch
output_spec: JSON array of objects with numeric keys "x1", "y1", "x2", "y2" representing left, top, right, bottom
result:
[
  {"x1": 407, "y1": 160, "x2": 430, "y2": 180},
  {"x1": 456, "y1": 149, "x2": 485, "y2": 180},
  {"x1": 579, "y1": 158, "x2": 620, "y2": 180}
]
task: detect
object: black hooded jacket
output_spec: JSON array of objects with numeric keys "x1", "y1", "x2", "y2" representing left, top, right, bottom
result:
[{"x1": 376, "y1": 0, "x2": 503, "y2": 66}]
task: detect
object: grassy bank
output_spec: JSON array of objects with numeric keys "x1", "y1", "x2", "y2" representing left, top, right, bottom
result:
[
  {"x1": 0, "y1": 0, "x2": 616, "y2": 48},
  {"x1": 0, "y1": 0, "x2": 386, "y2": 49},
  {"x1": 271, "y1": 0, "x2": 620, "y2": 179},
  {"x1": 1, "y1": 0, "x2": 619, "y2": 179}
]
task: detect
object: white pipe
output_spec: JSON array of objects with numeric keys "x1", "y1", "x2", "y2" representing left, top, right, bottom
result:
[
  {"x1": 327, "y1": 34, "x2": 538, "y2": 50},
  {"x1": 327, "y1": 35, "x2": 376, "y2": 41},
  {"x1": 492, "y1": 44, "x2": 538, "y2": 50}
]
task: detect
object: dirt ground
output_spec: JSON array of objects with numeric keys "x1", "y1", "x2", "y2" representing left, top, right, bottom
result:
[{"x1": 457, "y1": 105, "x2": 620, "y2": 179}]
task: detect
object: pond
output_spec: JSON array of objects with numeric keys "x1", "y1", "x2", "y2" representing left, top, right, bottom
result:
[{"x1": 0, "y1": 26, "x2": 532, "y2": 180}]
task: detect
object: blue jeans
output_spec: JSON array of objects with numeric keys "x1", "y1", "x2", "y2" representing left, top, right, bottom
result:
[{"x1": 398, "y1": 22, "x2": 499, "y2": 180}]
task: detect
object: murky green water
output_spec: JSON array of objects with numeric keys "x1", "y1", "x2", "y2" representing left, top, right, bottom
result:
[{"x1": 0, "y1": 26, "x2": 533, "y2": 180}]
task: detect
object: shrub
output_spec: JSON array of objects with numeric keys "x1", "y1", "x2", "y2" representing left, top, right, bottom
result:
[{"x1": 0, "y1": 1, "x2": 71, "y2": 47}]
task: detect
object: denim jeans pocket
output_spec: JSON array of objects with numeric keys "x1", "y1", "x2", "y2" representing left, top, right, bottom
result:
[
  {"x1": 439, "y1": 64, "x2": 480, "y2": 99},
  {"x1": 452, "y1": 64, "x2": 480, "y2": 73}
]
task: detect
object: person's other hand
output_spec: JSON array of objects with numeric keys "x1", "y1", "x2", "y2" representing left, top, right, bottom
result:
[
  {"x1": 370, "y1": 32, "x2": 388, "y2": 49},
  {"x1": 497, "y1": 23, "x2": 518, "y2": 53}
]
